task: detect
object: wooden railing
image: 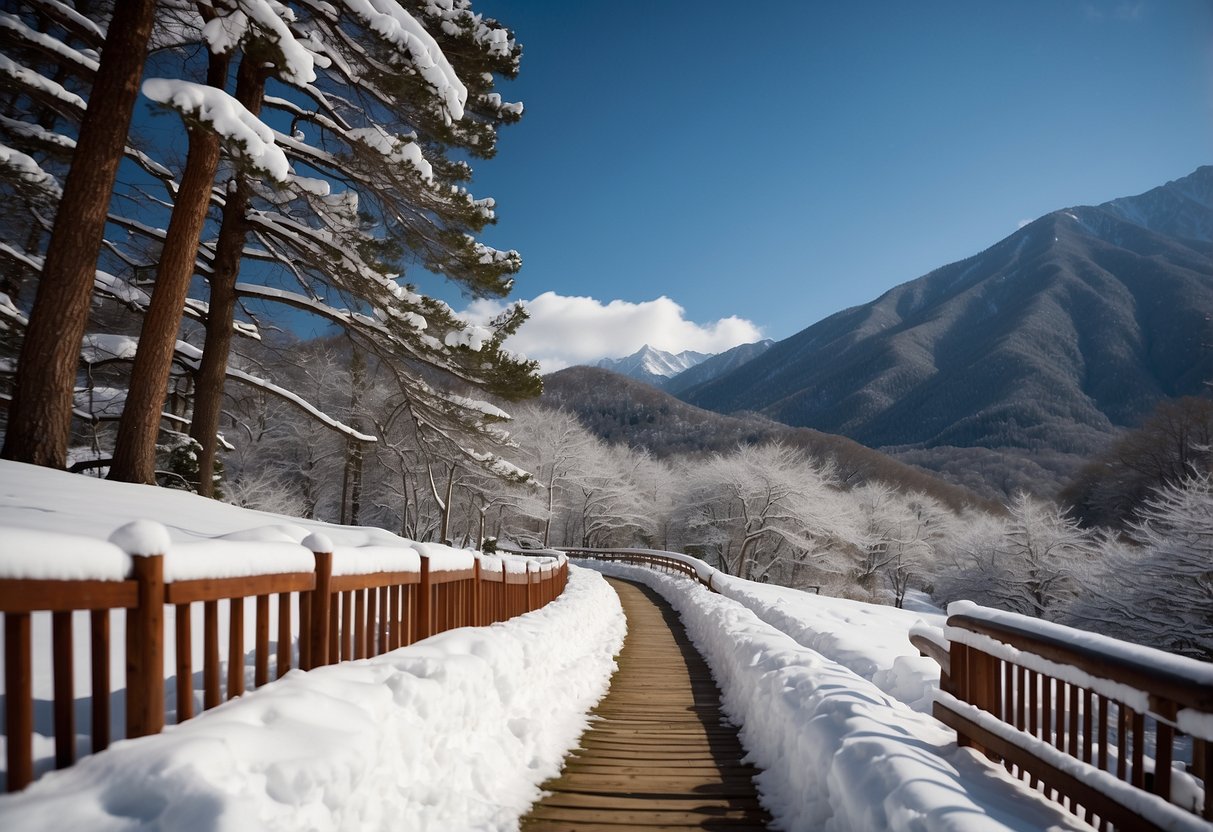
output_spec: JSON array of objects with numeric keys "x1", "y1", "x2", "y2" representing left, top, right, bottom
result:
[
  {"x1": 561, "y1": 547, "x2": 715, "y2": 589},
  {"x1": 923, "y1": 604, "x2": 1213, "y2": 832},
  {"x1": 1, "y1": 534, "x2": 567, "y2": 792}
]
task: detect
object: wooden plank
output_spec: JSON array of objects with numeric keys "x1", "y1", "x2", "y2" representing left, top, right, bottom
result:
[
  {"x1": 204, "y1": 599, "x2": 220, "y2": 710},
  {"x1": 276, "y1": 592, "x2": 291, "y2": 679},
  {"x1": 307, "y1": 551, "x2": 332, "y2": 670},
  {"x1": 521, "y1": 578, "x2": 769, "y2": 830},
  {"x1": 5, "y1": 611, "x2": 33, "y2": 791},
  {"x1": 0, "y1": 579, "x2": 137, "y2": 612},
  {"x1": 126, "y1": 553, "x2": 164, "y2": 739},
  {"x1": 255, "y1": 595, "x2": 270, "y2": 688},
  {"x1": 175, "y1": 603, "x2": 192, "y2": 722},
  {"x1": 228, "y1": 597, "x2": 244, "y2": 699},
  {"x1": 532, "y1": 792, "x2": 764, "y2": 812},
  {"x1": 330, "y1": 571, "x2": 419, "y2": 593},
  {"x1": 166, "y1": 573, "x2": 312, "y2": 604}
]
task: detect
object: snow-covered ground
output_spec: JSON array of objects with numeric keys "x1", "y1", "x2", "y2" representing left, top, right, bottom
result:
[
  {"x1": 586, "y1": 560, "x2": 1092, "y2": 832},
  {"x1": 0, "y1": 461, "x2": 625, "y2": 829},
  {"x1": 0, "y1": 566, "x2": 624, "y2": 831},
  {"x1": 4, "y1": 467, "x2": 1202, "y2": 831}
]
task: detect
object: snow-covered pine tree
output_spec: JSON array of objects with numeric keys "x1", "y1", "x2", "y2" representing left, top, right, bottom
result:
[
  {"x1": 184, "y1": 0, "x2": 537, "y2": 496},
  {"x1": 109, "y1": 0, "x2": 315, "y2": 484},
  {"x1": 1, "y1": 0, "x2": 158, "y2": 468},
  {"x1": 2, "y1": 1, "x2": 537, "y2": 502}
]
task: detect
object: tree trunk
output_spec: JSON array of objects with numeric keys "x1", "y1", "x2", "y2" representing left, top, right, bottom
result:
[
  {"x1": 107, "y1": 127, "x2": 221, "y2": 482},
  {"x1": 109, "y1": 50, "x2": 231, "y2": 484},
  {"x1": 190, "y1": 57, "x2": 268, "y2": 496},
  {"x1": 2, "y1": 0, "x2": 157, "y2": 468}
]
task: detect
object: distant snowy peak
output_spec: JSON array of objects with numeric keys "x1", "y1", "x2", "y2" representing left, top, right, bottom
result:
[
  {"x1": 666, "y1": 339, "x2": 776, "y2": 396},
  {"x1": 596, "y1": 344, "x2": 711, "y2": 383}
]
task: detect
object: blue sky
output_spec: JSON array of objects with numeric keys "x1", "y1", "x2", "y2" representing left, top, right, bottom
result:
[{"x1": 445, "y1": 0, "x2": 1212, "y2": 370}]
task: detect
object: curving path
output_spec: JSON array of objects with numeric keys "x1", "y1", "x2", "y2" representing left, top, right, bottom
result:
[{"x1": 522, "y1": 578, "x2": 771, "y2": 830}]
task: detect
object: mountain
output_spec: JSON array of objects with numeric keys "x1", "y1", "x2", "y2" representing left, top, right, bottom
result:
[
  {"x1": 595, "y1": 345, "x2": 710, "y2": 386},
  {"x1": 542, "y1": 366, "x2": 994, "y2": 512},
  {"x1": 665, "y1": 339, "x2": 775, "y2": 395},
  {"x1": 679, "y1": 166, "x2": 1213, "y2": 498}
]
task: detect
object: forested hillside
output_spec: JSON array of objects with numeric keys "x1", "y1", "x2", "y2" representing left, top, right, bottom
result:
[{"x1": 680, "y1": 167, "x2": 1213, "y2": 497}]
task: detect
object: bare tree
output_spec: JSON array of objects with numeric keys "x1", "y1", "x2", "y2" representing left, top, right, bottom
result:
[{"x1": 1065, "y1": 473, "x2": 1213, "y2": 660}]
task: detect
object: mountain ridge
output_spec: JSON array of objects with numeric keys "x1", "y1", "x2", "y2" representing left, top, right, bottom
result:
[
  {"x1": 541, "y1": 365, "x2": 996, "y2": 512},
  {"x1": 678, "y1": 165, "x2": 1213, "y2": 496}
]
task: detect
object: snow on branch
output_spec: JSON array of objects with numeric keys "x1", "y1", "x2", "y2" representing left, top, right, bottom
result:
[
  {"x1": 142, "y1": 78, "x2": 290, "y2": 181},
  {"x1": 0, "y1": 11, "x2": 99, "y2": 72},
  {"x1": 0, "y1": 291, "x2": 29, "y2": 329},
  {"x1": 0, "y1": 244, "x2": 149, "y2": 311},
  {"x1": 0, "y1": 141, "x2": 62, "y2": 198},
  {"x1": 341, "y1": 0, "x2": 467, "y2": 121},
  {"x1": 75, "y1": 334, "x2": 376, "y2": 443},
  {"x1": 0, "y1": 53, "x2": 85, "y2": 109},
  {"x1": 170, "y1": 340, "x2": 379, "y2": 442},
  {"x1": 346, "y1": 125, "x2": 434, "y2": 182},
  {"x1": 420, "y1": 0, "x2": 517, "y2": 59},
  {"x1": 202, "y1": 0, "x2": 319, "y2": 85},
  {"x1": 24, "y1": 0, "x2": 104, "y2": 44}
]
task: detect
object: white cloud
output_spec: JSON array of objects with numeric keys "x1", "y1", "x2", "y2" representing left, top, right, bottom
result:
[
  {"x1": 1017, "y1": 218, "x2": 1034, "y2": 229},
  {"x1": 461, "y1": 292, "x2": 764, "y2": 373}
]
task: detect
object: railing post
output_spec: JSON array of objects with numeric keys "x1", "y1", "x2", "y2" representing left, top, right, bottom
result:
[
  {"x1": 417, "y1": 555, "x2": 432, "y2": 640},
  {"x1": 5, "y1": 610, "x2": 32, "y2": 791},
  {"x1": 527, "y1": 561, "x2": 537, "y2": 611},
  {"x1": 473, "y1": 556, "x2": 482, "y2": 627},
  {"x1": 304, "y1": 533, "x2": 333, "y2": 670},
  {"x1": 111, "y1": 521, "x2": 169, "y2": 740}
]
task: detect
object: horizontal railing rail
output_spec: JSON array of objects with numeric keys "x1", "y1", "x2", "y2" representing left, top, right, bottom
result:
[
  {"x1": 560, "y1": 547, "x2": 715, "y2": 590},
  {"x1": 922, "y1": 602, "x2": 1213, "y2": 832},
  {"x1": 2, "y1": 526, "x2": 567, "y2": 792}
]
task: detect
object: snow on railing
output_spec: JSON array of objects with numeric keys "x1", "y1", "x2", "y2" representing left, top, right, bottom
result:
[
  {"x1": 0, "y1": 524, "x2": 568, "y2": 792},
  {"x1": 565, "y1": 546, "x2": 1213, "y2": 831},
  {"x1": 559, "y1": 546, "x2": 718, "y2": 590},
  {"x1": 924, "y1": 600, "x2": 1213, "y2": 832}
]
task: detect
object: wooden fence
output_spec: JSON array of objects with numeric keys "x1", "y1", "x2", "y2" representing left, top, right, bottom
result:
[
  {"x1": 561, "y1": 548, "x2": 713, "y2": 589},
  {"x1": 565, "y1": 546, "x2": 1213, "y2": 830},
  {"x1": 918, "y1": 607, "x2": 1213, "y2": 831},
  {"x1": 1, "y1": 544, "x2": 567, "y2": 792}
]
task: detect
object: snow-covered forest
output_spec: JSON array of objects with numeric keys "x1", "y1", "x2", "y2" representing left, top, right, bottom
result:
[
  {"x1": 0, "y1": 0, "x2": 537, "y2": 492},
  {"x1": 0, "y1": 0, "x2": 1210, "y2": 675}
]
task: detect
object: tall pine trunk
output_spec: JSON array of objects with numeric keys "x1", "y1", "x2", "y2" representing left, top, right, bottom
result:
[
  {"x1": 190, "y1": 58, "x2": 267, "y2": 497},
  {"x1": 109, "y1": 53, "x2": 230, "y2": 484},
  {"x1": 2, "y1": 0, "x2": 157, "y2": 468}
]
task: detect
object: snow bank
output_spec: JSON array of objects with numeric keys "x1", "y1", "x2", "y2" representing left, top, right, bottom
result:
[
  {"x1": 586, "y1": 562, "x2": 1087, "y2": 832},
  {"x1": 0, "y1": 566, "x2": 625, "y2": 831},
  {"x1": 0, "y1": 461, "x2": 476, "y2": 582},
  {"x1": 710, "y1": 574, "x2": 946, "y2": 713},
  {"x1": 572, "y1": 548, "x2": 945, "y2": 712}
]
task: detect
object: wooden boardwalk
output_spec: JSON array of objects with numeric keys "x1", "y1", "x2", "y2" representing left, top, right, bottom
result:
[{"x1": 523, "y1": 578, "x2": 771, "y2": 830}]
